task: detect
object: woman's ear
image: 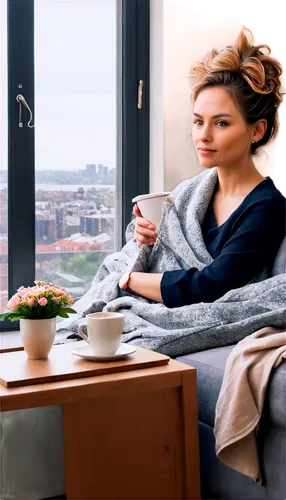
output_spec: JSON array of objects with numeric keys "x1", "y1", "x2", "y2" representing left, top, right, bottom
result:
[{"x1": 252, "y1": 119, "x2": 267, "y2": 142}]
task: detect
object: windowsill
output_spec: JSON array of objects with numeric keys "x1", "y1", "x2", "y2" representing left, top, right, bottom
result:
[
  {"x1": 0, "y1": 330, "x2": 23, "y2": 353},
  {"x1": 0, "y1": 329, "x2": 79, "y2": 353}
]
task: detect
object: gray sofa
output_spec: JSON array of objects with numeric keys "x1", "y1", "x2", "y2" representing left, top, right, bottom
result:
[{"x1": 176, "y1": 238, "x2": 286, "y2": 500}]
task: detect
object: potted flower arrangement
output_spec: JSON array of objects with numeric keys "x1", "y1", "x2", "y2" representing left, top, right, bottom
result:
[{"x1": 0, "y1": 281, "x2": 77, "y2": 359}]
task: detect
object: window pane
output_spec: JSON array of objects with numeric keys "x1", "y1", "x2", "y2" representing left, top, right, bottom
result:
[
  {"x1": 0, "y1": 0, "x2": 8, "y2": 312},
  {"x1": 34, "y1": 0, "x2": 118, "y2": 300}
]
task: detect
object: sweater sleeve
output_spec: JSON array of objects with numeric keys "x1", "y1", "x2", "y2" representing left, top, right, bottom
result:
[{"x1": 160, "y1": 197, "x2": 285, "y2": 308}]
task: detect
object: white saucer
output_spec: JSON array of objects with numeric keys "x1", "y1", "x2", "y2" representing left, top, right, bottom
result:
[{"x1": 72, "y1": 343, "x2": 136, "y2": 361}]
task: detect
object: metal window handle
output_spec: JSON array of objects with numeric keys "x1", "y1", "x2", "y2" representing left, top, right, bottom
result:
[
  {"x1": 137, "y1": 80, "x2": 143, "y2": 109},
  {"x1": 16, "y1": 94, "x2": 35, "y2": 128}
]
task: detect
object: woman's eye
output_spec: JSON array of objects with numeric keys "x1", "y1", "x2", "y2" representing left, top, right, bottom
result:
[
  {"x1": 216, "y1": 120, "x2": 228, "y2": 127},
  {"x1": 193, "y1": 119, "x2": 203, "y2": 126}
]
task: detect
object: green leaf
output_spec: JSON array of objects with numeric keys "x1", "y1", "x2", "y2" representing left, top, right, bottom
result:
[
  {"x1": 8, "y1": 315, "x2": 25, "y2": 321},
  {"x1": 57, "y1": 310, "x2": 69, "y2": 318},
  {"x1": 0, "y1": 312, "x2": 13, "y2": 320},
  {"x1": 0, "y1": 312, "x2": 24, "y2": 321},
  {"x1": 18, "y1": 305, "x2": 34, "y2": 319},
  {"x1": 61, "y1": 307, "x2": 77, "y2": 315}
]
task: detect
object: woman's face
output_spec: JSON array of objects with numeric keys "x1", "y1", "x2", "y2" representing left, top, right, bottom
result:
[{"x1": 192, "y1": 86, "x2": 254, "y2": 170}]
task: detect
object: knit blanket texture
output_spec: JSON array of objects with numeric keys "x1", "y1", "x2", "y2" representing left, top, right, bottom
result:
[{"x1": 57, "y1": 168, "x2": 286, "y2": 356}]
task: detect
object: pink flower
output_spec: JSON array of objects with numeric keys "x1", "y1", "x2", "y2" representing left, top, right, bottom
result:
[
  {"x1": 38, "y1": 297, "x2": 48, "y2": 306},
  {"x1": 26, "y1": 297, "x2": 35, "y2": 307},
  {"x1": 8, "y1": 297, "x2": 19, "y2": 310},
  {"x1": 5, "y1": 282, "x2": 75, "y2": 320}
]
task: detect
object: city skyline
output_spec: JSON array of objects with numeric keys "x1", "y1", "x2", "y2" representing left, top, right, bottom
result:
[{"x1": 0, "y1": 166, "x2": 117, "y2": 200}]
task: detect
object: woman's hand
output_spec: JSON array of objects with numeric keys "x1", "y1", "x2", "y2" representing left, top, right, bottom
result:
[{"x1": 133, "y1": 204, "x2": 157, "y2": 248}]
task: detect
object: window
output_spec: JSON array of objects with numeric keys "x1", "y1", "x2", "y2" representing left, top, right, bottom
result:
[
  {"x1": 34, "y1": 0, "x2": 118, "y2": 301},
  {"x1": 1, "y1": 0, "x2": 149, "y2": 331}
]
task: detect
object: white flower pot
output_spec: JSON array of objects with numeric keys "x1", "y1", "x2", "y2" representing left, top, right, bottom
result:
[{"x1": 20, "y1": 318, "x2": 57, "y2": 359}]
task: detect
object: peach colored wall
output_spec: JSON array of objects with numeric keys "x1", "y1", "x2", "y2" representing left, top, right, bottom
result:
[{"x1": 163, "y1": 0, "x2": 286, "y2": 195}]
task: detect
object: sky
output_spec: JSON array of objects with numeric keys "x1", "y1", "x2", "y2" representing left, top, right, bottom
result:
[{"x1": 1, "y1": 0, "x2": 117, "y2": 172}]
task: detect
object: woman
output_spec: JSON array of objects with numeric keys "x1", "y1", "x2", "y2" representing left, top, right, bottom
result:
[{"x1": 119, "y1": 27, "x2": 285, "y2": 308}]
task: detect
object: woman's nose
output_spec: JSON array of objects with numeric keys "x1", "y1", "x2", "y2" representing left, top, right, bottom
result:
[{"x1": 199, "y1": 125, "x2": 212, "y2": 142}]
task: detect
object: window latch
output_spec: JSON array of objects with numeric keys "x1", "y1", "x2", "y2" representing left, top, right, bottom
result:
[
  {"x1": 16, "y1": 94, "x2": 35, "y2": 128},
  {"x1": 137, "y1": 80, "x2": 143, "y2": 110}
]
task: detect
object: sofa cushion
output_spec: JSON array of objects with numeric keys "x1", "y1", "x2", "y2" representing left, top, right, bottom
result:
[
  {"x1": 176, "y1": 345, "x2": 286, "y2": 428},
  {"x1": 199, "y1": 422, "x2": 261, "y2": 499},
  {"x1": 199, "y1": 421, "x2": 286, "y2": 499}
]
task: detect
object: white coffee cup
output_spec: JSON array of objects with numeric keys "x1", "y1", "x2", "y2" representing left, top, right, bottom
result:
[
  {"x1": 132, "y1": 192, "x2": 171, "y2": 228},
  {"x1": 78, "y1": 312, "x2": 124, "y2": 356}
]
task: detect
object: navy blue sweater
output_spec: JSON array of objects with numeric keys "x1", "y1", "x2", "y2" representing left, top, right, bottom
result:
[{"x1": 160, "y1": 178, "x2": 285, "y2": 308}]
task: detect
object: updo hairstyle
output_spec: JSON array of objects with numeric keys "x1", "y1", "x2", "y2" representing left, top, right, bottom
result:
[{"x1": 190, "y1": 27, "x2": 284, "y2": 154}]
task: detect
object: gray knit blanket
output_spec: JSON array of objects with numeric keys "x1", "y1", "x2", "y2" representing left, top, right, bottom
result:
[{"x1": 57, "y1": 168, "x2": 286, "y2": 357}]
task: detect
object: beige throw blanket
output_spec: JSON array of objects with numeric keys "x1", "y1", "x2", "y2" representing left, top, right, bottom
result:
[{"x1": 214, "y1": 326, "x2": 286, "y2": 484}]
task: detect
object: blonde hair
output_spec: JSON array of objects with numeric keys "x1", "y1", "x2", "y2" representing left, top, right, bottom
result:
[{"x1": 190, "y1": 27, "x2": 284, "y2": 154}]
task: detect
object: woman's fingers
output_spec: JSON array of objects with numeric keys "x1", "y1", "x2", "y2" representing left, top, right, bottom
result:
[
  {"x1": 133, "y1": 204, "x2": 142, "y2": 217},
  {"x1": 133, "y1": 203, "x2": 157, "y2": 246},
  {"x1": 136, "y1": 231, "x2": 157, "y2": 244},
  {"x1": 137, "y1": 222, "x2": 156, "y2": 233},
  {"x1": 135, "y1": 217, "x2": 156, "y2": 237}
]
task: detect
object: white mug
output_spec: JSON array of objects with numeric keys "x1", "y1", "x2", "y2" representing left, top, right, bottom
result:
[
  {"x1": 132, "y1": 192, "x2": 171, "y2": 228},
  {"x1": 78, "y1": 312, "x2": 124, "y2": 356}
]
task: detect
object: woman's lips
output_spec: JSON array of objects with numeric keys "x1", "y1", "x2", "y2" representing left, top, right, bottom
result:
[{"x1": 198, "y1": 148, "x2": 216, "y2": 156}]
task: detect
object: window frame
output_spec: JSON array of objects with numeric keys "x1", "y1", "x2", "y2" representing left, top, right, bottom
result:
[
  {"x1": 118, "y1": 0, "x2": 150, "y2": 243},
  {"x1": 1, "y1": 0, "x2": 150, "y2": 331}
]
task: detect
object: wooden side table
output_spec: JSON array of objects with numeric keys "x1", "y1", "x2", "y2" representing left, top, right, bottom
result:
[{"x1": 0, "y1": 345, "x2": 200, "y2": 499}]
